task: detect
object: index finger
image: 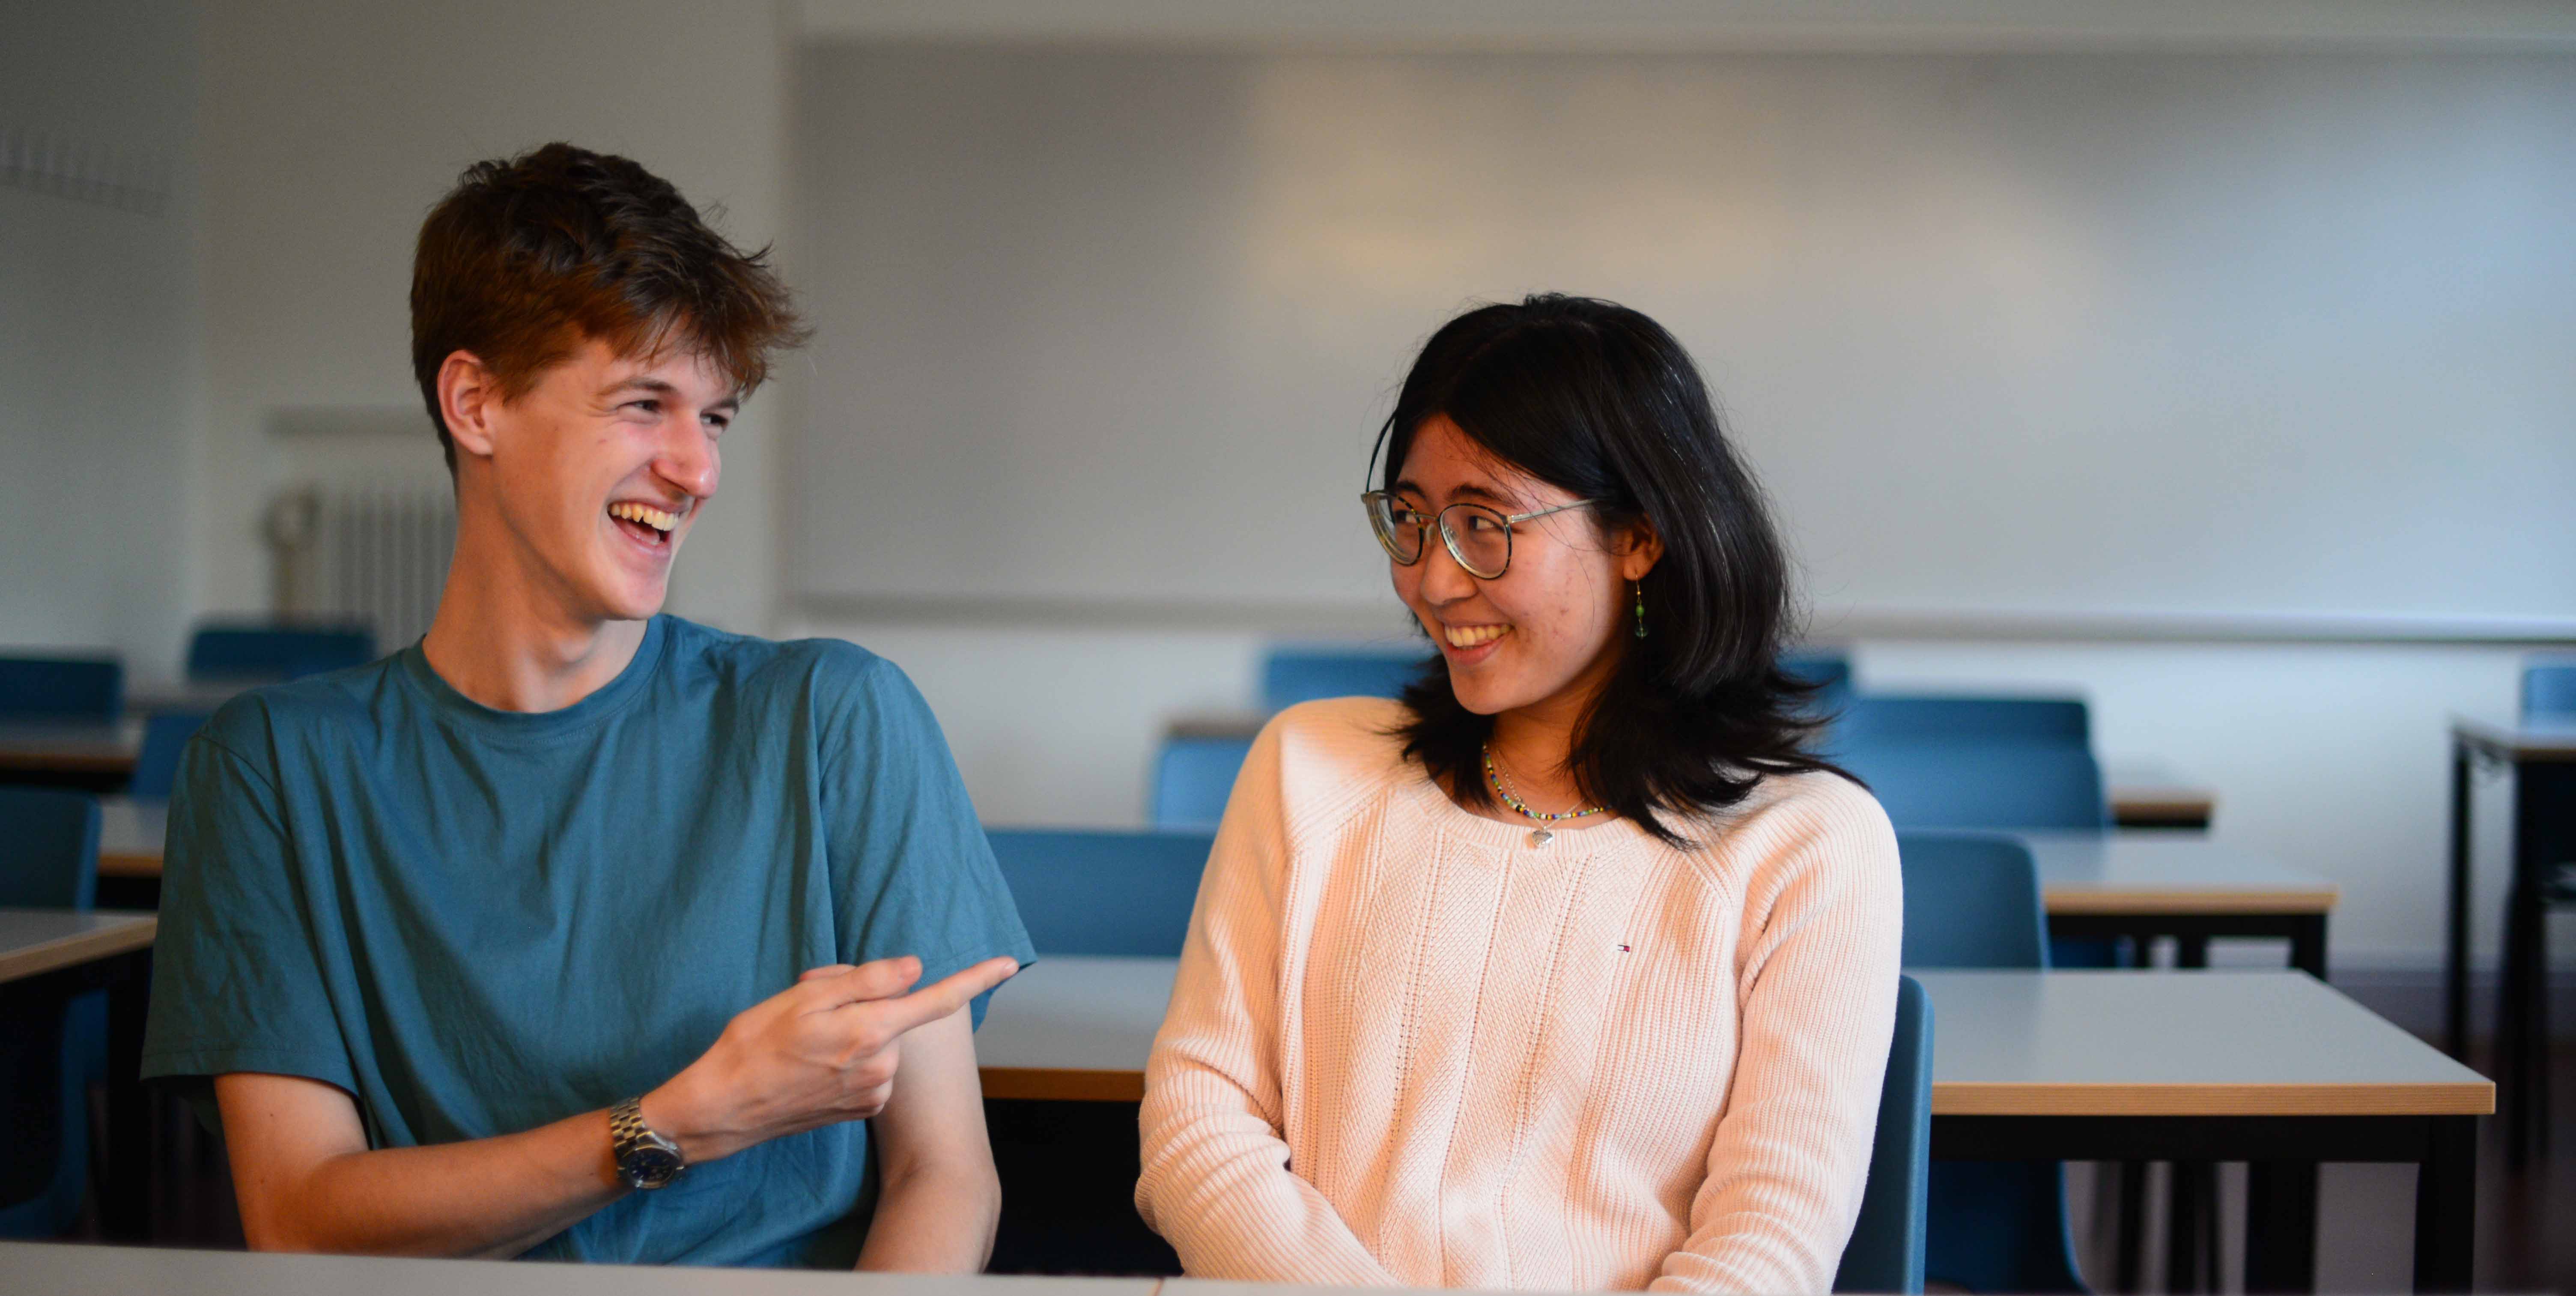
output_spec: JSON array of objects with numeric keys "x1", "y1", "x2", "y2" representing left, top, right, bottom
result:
[{"x1": 847, "y1": 956, "x2": 1020, "y2": 1038}]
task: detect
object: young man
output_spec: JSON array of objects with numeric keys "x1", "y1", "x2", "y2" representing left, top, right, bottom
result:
[{"x1": 142, "y1": 143, "x2": 1035, "y2": 1269}]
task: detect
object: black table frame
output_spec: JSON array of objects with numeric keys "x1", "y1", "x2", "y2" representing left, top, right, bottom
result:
[
  {"x1": 2048, "y1": 912, "x2": 2329, "y2": 979},
  {"x1": 2444, "y1": 728, "x2": 2572, "y2": 1165},
  {"x1": 0, "y1": 944, "x2": 153, "y2": 1239},
  {"x1": 2044, "y1": 909, "x2": 2332, "y2": 1292},
  {"x1": 1934, "y1": 1111, "x2": 2476, "y2": 1294}
]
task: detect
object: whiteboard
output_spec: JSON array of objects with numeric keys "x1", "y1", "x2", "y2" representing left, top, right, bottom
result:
[{"x1": 788, "y1": 46, "x2": 2576, "y2": 627}]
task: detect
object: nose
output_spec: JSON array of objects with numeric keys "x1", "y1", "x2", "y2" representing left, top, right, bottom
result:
[
  {"x1": 1414, "y1": 530, "x2": 1479, "y2": 606},
  {"x1": 653, "y1": 417, "x2": 721, "y2": 502}
]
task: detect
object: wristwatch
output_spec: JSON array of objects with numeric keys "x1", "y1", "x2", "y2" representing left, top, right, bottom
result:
[{"x1": 608, "y1": 1097, "x2": 686, "y2": 1190}]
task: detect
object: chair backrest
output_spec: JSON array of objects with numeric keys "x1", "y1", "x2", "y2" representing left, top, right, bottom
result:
[
  {"x1": 1151, "y1": 735, "x2": 1255, "y2": 829},
  {"x1": 2524, "y1": 660, "x2": 2576, "y2": 720},
  {"x1": 0, "y1": 657, "x2": 122, "y2": 723},
  {"x1": 1261, "y1": 649, "x2": 1424, "y2": 713},
  {"x1": 1896, "y1": 831, "x2": 2050, "y2": 970},
  {"x1": 1835, "y1": 974, "x2": 1933, "y2": 1294},
  {"x1": 1840, "y1": 695, "x2": 2090, "y2": 748},
  {"x1": 1782, "y1": 651, "x2": 1854, "y2": 696},
  {"x1": 986, "y1": 828, "x2": 1215, "y2": 957},
  {"x1": 185, "y1": 622, "x2": 375, "y2": 681},
  {"x1": 128, "y1": 712, "x2": 212, "y2": 800},
  {"x1": 0, "y1": 788, "x2": 101, "y2": 910},
  {"x1": 1843, "y1": 742, "x2": 2106, "y2": 833}
]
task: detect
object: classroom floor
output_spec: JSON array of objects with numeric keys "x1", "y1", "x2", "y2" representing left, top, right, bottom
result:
[{"x1": 57, "y1": 1041, "x2": 2576, "y2": 1293}]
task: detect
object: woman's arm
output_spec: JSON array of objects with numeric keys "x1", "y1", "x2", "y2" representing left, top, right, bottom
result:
[
  {"x1": 1652, "y1": 790, "x2": 1905, "y2": 1295},
  {"x1": 1134, "y1": 723, "x2": 1401, "y2": 1286}
]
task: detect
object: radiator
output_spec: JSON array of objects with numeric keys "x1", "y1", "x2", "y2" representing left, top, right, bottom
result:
[{"x1": 265, "y1": 487, "x2": 456, "y2": 650}]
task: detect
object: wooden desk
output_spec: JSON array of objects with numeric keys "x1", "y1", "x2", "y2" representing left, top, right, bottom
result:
[
  {"x1": 2102, "y1": 758, "x2": 2219, "y2": 830},
  {"x1": 0, "y1": 718, "x2": 139, "y2": 790},
  {"x1": 0, "y1": 908, "x2": 155, "y2": 984},
  {"x1": 979, "y1": 959, "x2": 2486, "y2": 1293},
  {"x1": 0, "y1": 1241, "x2": 1162, "y2": 1295},
  {"x1": 98, "y1": 796, "x2": 167, "y2": 879},
  {"x1": 2022, "y1": 831, "x2": 2337, "y2": 975},
  {"x1": 0, "y1": 908, "x2": 158, "y2": 1240},
  {"x1": 2444, "y1": 716, "x2": 2576, "y2": 1163}
]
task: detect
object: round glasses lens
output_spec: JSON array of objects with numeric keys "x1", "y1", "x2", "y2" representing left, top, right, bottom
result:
[
  {"x1": 1444, "y1": 506, "x2": 1512, "y2": 577},
  {"x1": 1368, "y1": 496, "x2": 1424, "y2": 562}
]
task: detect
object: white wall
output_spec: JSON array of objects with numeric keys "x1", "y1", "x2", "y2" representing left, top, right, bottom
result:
[
  {"x1": 194, "y1": 0, "x2": 798, "y2": 641},
  {"x1": 0, "y1": 0, "x2": 197, "y2": 674},
  {"x1": 790, "y1": 45, "x2": 2576, "y2": 628},
  {"x1": 781, "y1": 42, "x2": 2572, "y2": 987}
]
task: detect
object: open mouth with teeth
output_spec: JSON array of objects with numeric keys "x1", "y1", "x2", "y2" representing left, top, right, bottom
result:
[
  {"x1": 1444, "y1": 623, "x2": 1510, "y2": 649},
  {"x1": 608, "y1": 501, "x2": 680, "y2": 548}
]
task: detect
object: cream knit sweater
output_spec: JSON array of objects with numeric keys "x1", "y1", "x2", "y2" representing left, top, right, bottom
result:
[{"x1": 1135, "y1": 698, "x2": 1903, "y2": 1293}]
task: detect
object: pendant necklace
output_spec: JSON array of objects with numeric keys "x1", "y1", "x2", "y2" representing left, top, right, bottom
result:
[{"x1": 1482, "y1": 743, "x2": 1606, "y2": 847}]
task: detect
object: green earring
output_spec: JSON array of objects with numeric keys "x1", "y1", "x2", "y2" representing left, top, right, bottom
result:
[{"x1": 1633, "y1": 582, "x2": 1647, "y2": 638}]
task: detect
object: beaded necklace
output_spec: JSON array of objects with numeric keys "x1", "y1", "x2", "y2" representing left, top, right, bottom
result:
[{"x1": 1482, "y1": 743, "x2": 1606, "y2": 846}]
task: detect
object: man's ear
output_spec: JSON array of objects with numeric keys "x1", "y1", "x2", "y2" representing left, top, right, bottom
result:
[
  {"x1": 436, "y1": 351, "x2": 501, "y2": 462},
  {"x1": 1619, "y1": 517, "x2": 1665, "y2": 582}
]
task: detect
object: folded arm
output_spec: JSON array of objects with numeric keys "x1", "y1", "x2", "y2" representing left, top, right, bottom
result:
[
  {"x1": 1134, "y1": 725, "x2": 1401, "y2": 1286},
  {"x1": 1652, "y1": 804, "x2": 1904, "y2": 1294}
]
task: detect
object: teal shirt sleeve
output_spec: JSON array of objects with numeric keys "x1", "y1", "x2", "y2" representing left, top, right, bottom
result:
[
  {"x1": 141, "y1": 723, "x2": 357, "y2": 1099},
  {"x1": 817, "y1": 651, "x2": 1036, "y2": 1022}
]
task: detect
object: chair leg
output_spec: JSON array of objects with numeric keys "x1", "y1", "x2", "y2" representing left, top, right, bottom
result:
[{"x1": 2114, "y1": 1160, "x2": 2147, "y2": 1292}]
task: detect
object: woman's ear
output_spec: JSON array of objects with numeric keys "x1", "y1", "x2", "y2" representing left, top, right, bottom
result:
[{"x1": 1618, "y1": 517, "x2": 1665, "y2": 582}]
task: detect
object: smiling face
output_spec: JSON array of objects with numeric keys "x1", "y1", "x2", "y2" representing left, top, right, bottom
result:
[
  {"x1": 1389, "y1": 415, "x2": 1659, "y2": 720},
  {"x1": 443, "y1": 337, "x2": 734, "y2": 625}
]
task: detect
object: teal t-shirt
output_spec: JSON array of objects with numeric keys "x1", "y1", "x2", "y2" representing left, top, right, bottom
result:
[{"x1": 140, "y1": 616, "x2": 1036, "y2": 1267}]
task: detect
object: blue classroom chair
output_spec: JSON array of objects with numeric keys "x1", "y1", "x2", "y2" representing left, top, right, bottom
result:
[
  {"x1": 184, "y1": 621, "x2": 375, "y2": 682},
  {"x1": 1833, "y1": 974, "x2": 1933, "y2": 1295},
  {"x1": 1838, "y1": 742, "x2": 2108, "y2": 835},
  {"x1": 986, "y1": 828, "x2": 1214, "y2": 958},
  {"x1": 0, "y1": 787, "x2": 105, "y2": 1237},
  {"x1": 1261, "y1": 648, "x2": 1424, "y2": 713},
  {"x1": 127, "y1": 712, "x2": 211, "y2": 801},
  {"x1": 1839, "y1": 695, "x2": 2090, "y2": 748},
  {"x1": 1151, "y1": 735, "x2": 1254, "y2": 830},
  {"x1": 1898, "y1": 830, "x2": 2089, "y2": 1293},
  {"x1": 0, "y1": 657, "x2": 122, "y2": 724},
  {"x1": 2524, "y1": 659, "x2": 2576, "y2": 719},
  {"x1": 1782, "y1": 650, "x2": 1854, "y2": 696}
]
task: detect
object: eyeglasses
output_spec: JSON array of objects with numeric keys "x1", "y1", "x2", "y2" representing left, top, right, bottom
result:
[{"x1": 1361, "y1": 490, "x2": 1597, "y2": 580}]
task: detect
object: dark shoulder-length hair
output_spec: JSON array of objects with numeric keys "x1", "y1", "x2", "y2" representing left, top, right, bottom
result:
[{"x1": 1377, "y1": 293, "x2": 1842, "y2": 847}]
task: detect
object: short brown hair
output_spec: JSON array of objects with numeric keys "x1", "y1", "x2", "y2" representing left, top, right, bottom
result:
[{"x1": 410, "y1": 142, "x2": 805, "y2": 472}]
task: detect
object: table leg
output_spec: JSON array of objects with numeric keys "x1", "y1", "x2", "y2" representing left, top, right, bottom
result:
[
  {"x1": 102, "y1": 950, "x2": 152, "y2": 1242},
  {"x1": 2445, "y1": 741, "x2": 2472, "y2": 1060},
  {"x1": 2289, "y1": 914, "x2": 2328, "y2": 981},
  {"x1": 2245, "y1": 1160, "x2": 2319, "y2": 1293},
  {"x1": 2411, "y1": 1116, "x2": 2476, "y2": 1293}
]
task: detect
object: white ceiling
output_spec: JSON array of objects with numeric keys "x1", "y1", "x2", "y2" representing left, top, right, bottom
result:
[{"x1": 791, "y1": 0, "x2": 2576, "y2": 51}]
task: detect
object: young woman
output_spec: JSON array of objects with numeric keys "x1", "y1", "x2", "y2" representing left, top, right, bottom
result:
[{"x1": 1136, "y1": 295, "x2": 1901, "y2": 1293}]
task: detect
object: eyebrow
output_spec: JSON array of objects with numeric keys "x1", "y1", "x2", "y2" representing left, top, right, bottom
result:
[
  {"x1": 602, "y1": 376, "x2": 740, "y2": 414},
  {"x1": 1392, "y1": 477, "x2": 1518, "y2": 508}
]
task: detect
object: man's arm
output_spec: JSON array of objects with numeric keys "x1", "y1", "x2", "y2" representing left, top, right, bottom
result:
[
  {"x1": 218, "y1": 954, "x2": 1018, "y2": 1258},
  {"x1": 852, "y1": 1006, "x2": 1002, "y2": 1272}
]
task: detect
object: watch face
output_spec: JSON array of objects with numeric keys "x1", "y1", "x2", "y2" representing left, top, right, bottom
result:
[{"x1": 624, "y1": 1147, "x2": 683, "y2": 1188}]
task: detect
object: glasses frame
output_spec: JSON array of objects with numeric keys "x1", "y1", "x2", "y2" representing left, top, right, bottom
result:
[{"x1": 1361, "y1": 490, "x2": 1598, "y2": 580}]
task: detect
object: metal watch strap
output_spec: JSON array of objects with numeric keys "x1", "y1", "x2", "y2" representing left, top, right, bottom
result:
[{"x1": 608, "y1": 1096, "x2": 685, "y2": 1190}]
